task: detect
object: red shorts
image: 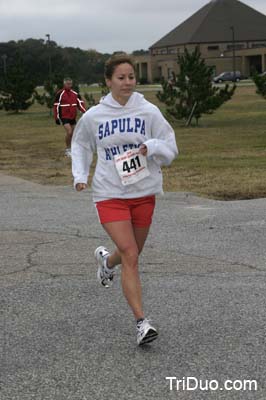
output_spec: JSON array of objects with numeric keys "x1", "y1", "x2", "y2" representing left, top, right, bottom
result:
[{"x1": 95, "y1": 195, "x2": 156, "y2": 227}]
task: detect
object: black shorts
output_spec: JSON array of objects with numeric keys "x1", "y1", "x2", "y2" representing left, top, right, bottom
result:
[{"x1": 61, "y1": 118, "x2": 76, "y2": 126}]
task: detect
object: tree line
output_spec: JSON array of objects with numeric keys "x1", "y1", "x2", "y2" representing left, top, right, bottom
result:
[
  {"x1": 1, "y1": 39, "x2": 265, "y2": 125},
  {"x1": 0, "y1": 38, "x2": 112, "y2": 86},
  {"x1": 0, "y1": 38, "x2": 148, "y2": 113},
  {"x1": 0, "y1": 39, "x2": 148, "y2": 86}
]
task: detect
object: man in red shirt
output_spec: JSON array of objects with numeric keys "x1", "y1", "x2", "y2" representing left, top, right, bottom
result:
[{"x1": 53, "y1": 78, "x2": 86, "y2": 157}]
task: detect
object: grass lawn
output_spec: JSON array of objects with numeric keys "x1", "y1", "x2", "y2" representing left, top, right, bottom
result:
[{"x1": 0, "y1": 84, "x2": 265, "y2": 200}]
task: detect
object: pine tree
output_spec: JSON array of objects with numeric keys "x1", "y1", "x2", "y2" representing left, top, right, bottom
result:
[
  {"x1": 157, "y1": 48, "x2": 236, "y2": 126},
  {"x1": 253, "y1": 72, "x2": 266, "y2": 98},
  {"x1": 34, "y1": 74, "x2": 64, "y2": 114},
  {"x1": 0, "y1": 54, "x2": 35, "y2": 113}
]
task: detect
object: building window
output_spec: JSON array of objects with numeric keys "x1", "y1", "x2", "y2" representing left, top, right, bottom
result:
[
  {"x1": 227, "y1": 44, "x2": 245, "y2": 50},
  {"x1": 158, "y1": 48, "x2": 167, "y2": 55},
  {"x1": 152, "y1": 48, "x2": 167, "y2": 55},
  {"x1": 251, "y1": 43, "x2": 266, "y2": 48},
  {"x1": 168, "y1": 47, "x2": 178, "y2": 54},
  {"x1": 208, "y1": 45, "x2": 219, "y2": 51}
]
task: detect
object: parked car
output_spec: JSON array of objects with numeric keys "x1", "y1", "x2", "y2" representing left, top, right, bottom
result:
[{"x1": 213, "y1": 71, "x2": 246, "y2": 83}]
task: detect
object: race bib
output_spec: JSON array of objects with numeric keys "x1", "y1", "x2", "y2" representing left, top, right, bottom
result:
[{"x1": 114, "y1": 149, "x2": 150, "y2": 186}]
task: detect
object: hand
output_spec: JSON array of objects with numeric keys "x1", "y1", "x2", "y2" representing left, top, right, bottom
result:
[
  {"x1": 76, "y1": 183, "x2": 88, "y2": 191},
  {"x1": 56, "y1": 119, "x2": 61, "y2": 125},
  {"x1": 139, "y1": 144, "x2": 147, "y2": 156}
]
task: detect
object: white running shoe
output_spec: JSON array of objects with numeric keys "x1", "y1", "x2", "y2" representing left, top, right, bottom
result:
[
  {"x1": 95, "y1": 246, "x2": 115, "y2": 288},
  {"x1": 136, "y1": 318, "x2": 158, "y2": 345},
  {"x1": 65, "y1": 148, "x2": 72, "y2": 158}
]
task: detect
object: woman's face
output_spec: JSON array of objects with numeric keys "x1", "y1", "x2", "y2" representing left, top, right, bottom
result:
[{"x1": 106, "y1": 63, "x2": 136, "y2": 104}]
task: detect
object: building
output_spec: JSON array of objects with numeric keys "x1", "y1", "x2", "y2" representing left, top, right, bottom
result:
[{"x1": 134, "y1": 0, "x2": 266, "y2": 82}]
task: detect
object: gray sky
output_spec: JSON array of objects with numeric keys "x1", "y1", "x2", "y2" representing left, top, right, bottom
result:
[{"x1": 1, "y1": 0, "x2": 266, "y2": 53}]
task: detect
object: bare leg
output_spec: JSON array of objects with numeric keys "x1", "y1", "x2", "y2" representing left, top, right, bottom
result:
[
  {"x1": 107, "y1": 225, "x2": 150, "y2": 268},
  {"x1": 63, "y1": 123, "x2": 75, "y2": 148},
  {"x1": 103, "y1": 221, "x2": 149, "y2": 319}
]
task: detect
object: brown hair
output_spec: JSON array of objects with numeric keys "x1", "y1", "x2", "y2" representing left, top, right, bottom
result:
[{"x1": 104, "y1": 53, "x2": 136, "y2": 79}]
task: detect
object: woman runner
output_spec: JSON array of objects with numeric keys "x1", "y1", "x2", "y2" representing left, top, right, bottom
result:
[{"x1": 71, "y1": 54, "x2": 178, "y2": 345}]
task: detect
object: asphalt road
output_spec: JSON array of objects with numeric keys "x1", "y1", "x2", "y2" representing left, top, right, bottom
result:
[{"x1": 0, "y1": 173, "x2": 265, "y2": 400}]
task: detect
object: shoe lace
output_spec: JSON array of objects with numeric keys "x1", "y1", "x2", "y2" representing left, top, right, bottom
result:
[
  {"x1": 105, "y1": 272, "x2": 113, "y2": 281},
  {"x1": 137, "y1": 318, "x2": 151, "y2": 333},
  {"x1": 102, "y1": 271, "x2": 113, "y2": 282}
]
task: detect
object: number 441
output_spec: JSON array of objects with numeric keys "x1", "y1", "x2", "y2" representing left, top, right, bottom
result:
[{"x1": 123, "y1": 155, "x2": 141, "y2": 173}]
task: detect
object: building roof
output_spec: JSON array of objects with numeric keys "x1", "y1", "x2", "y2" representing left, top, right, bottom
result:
[{"x1": 151, "y1": 0, "x2": 266, "y2": 48}]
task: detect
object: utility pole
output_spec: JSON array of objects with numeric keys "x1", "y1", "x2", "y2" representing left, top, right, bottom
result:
[
  {"x1": 46, "y1": 34, "x2": 52, "y2": 79},
  {"x1": 230, "y1": 26, "x2": 236, "y2": 81},
  {"x1": 45, "y1": 34, "x2": 53, "y2": 115}
]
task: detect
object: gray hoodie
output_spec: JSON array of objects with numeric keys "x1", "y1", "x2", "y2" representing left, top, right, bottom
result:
[{"x1": 71, "y1": 91, "x2": 178, "y2": 202}]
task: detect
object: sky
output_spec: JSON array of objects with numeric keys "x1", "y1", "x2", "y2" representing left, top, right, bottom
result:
[{"x1": 1, "y1": 0, "x2": 266, "y2": 53}]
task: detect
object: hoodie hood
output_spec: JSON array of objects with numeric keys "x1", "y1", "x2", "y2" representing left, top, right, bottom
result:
[{"x1": 99, "y1": 92, "x2": 146, "y2": 110}]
